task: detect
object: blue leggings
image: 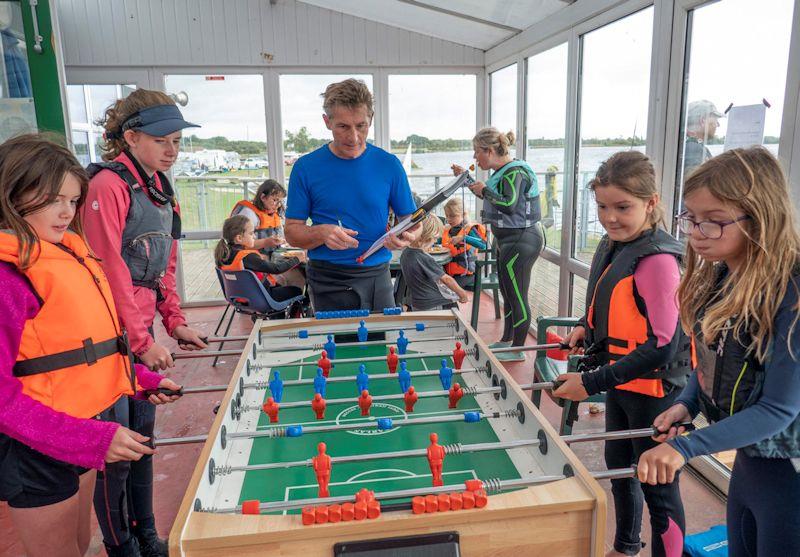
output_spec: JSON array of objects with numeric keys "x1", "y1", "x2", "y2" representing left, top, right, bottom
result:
[{"x1": 728, "y1": 451, "x2": 800, "y2": 556}]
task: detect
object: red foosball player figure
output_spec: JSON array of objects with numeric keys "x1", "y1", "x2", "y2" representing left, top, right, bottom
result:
[
  {"x1": 317, "y1": 350, "x2": 332, "y2": 377},
  {"x1": 452, "y1": 342, "x2": 466, "y2": 370},
  {"x1": 404, "y1": 386, "x2": 418, "y2": 412},
  {"x1": 262, "y1": 397, "x2": 280, "y2": 423},
  {"x1": 386, "y1": 346, "x2": 399, "y2": 373},
  {"x1": 312, "y1": 442, "x2": 332, "y2": 497},
  {"x1": 427, "y1": 432, "x2": 446, "y2": 487},
  {"x1": 358, "y1": 389, "x2": 373, "y2": 416},
  {"x1": 448, "y1": 383, "x2": 464, "y2": 409},
  {"x1": 312, "y1": 393, "x2": 327, "y2": 420}
]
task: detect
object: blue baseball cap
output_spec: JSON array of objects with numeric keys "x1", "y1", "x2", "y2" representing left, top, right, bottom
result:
[{"x1": 121, "y1": 104, "x2": 199, "y2": 137}]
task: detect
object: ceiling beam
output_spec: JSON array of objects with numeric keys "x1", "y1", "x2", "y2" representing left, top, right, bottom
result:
[{"x1": 395, "y1": 0, "x2": 522, "y2": 33}]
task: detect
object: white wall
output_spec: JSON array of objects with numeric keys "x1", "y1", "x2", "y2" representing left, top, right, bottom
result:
[{"x1": 56, "y1": 0, "x2": 484, "y2": 68}]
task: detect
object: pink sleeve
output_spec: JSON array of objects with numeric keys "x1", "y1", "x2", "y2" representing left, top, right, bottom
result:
[
  {"x1": 81, "y1": 173, "x2": 155, "y2": 356},
  {"x1": 0, "y1": 264, "x2": 119, "y2": 470},
  {"x1": 634, "y1": 253, "x2": 681, "y2": 348},
  {"x1": 156, "y1": 239, "x2": 186, "y2": 335}
]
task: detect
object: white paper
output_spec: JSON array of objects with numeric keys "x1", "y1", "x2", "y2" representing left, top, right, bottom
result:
[{"x1": 723, "y1": 104, "x2": 767, "y2": 151}]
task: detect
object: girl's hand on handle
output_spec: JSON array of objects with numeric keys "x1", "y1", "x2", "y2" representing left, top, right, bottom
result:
[
  {"x1": 173, "y1": 325, "x2": 208, "y2": 350},
  {"x1": 139, "y1": 343, "x2": 174, "y2": 371},
  {"x1": 637, "y1": 443, "x2": 686, "y2": 485},
  {"x1": 651, "y1": 404, "x2": 693, "y2": 442},
  {"x1": 147, "y1": 377, "x2": 183, "y2": 405},
  {"x1": 105, "y1": 426, "x2": 155, "y2": 463},
  {"x1": 564, "y1": 325, "x2": 586, "y2": 355}
]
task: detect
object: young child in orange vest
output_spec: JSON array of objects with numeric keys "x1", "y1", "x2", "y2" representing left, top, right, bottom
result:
[
  {"x1": 0, "y1": 135, "x2": 180, "y2": 557},
  {"x1": 553, "y1": 152, "x2": 688, "y2": 557},
  {"x1": 230, "y1": 179, "x2": 286, "y2": 254},
  {"x1": 215, "y1": 215, "x2": 305, "y2": 302},
  {"x1": 441, "y1": 197, "x2": 487, "y2": 290}
]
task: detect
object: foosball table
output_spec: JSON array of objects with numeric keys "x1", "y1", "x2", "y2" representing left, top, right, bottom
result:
[{"x1": 168, "y1": 310, "x2": 608, "y2": 556}]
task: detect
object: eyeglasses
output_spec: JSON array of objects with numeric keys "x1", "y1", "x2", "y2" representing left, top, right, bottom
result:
[{"x1": 675, "y1": 212, "x2": 750, "y2": 239}]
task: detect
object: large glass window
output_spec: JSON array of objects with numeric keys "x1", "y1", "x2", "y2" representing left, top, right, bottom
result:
[
  {"x1": 67, "y1": 84, "x2": 135, "y2": 163},
  {"x1": 490, "y1": 64, "x2": 517, "y2": 158},
  {"x1": 279, "y1": 74, "x2": 374, "y2": 179},
  {"x1": 389, "y1": 74, "x2": 477, "y2": 217},
  {"x1": 571, "y1": 274, "x2": 588, "y2": 319},
  {"x1": 574, "y1": 7, "x2": 653, "y2": 264},
  {"x1": 529, "y1": 258, "x2": 561, "y2": 321},
  {"x1": 526, "y1": 43, "x2": 569, "y2": 254},
  {"x1": 0, "y1": 1, "x2": 36, "y2": 143},
  {"x1": 675, "y1": 0, "x2": 795, "y2": 211}
]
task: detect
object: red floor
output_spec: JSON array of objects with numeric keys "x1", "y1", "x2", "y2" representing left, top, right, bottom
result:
[{"x1": 0, "y1": 293, "x2": 726, "y2": 556}]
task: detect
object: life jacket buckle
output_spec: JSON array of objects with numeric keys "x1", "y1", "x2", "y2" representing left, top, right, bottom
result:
[
  {"x1": 117, "y1": 332, "x2": 130, "y2": 357},
  {"x1": 82, "y1": 338, "x2": 98, "y2": 366}
]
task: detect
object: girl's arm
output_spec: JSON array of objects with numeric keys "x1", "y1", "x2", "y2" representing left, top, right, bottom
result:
[
  {"x1": 669, "y1": 284, "x2": 800, "y2": 461},
  {"x1": 464, "y1": 228, "x2": 487, "y2": 250},
  {"x1": 243, "y1": 254, "x2": 300, "y2": 275},
  {"x1": 0, "y1": 264, "x2": 119, "y2": 470},
  {"x1": 581, "y1": 254, "x2": 683, "y2": 395}
]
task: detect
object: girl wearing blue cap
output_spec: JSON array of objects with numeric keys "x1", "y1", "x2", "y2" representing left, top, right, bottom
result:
[{"x1": 81, "y1": 89, "x2": 207, "y2": 557}]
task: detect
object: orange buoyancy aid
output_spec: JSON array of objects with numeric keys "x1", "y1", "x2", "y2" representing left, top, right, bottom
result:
[
  {"x1": 585, "y1": 228, "x2": 690, "y2": 398},
  {"x1": 0, "y1": 231, "x2": 135, "y2": 419},
  {"x1": 219, "y1": 247, "x2": 276, "y2": 285},
  {"x1": 442, "y1": 223, "x2": 486, "y2": 276},
  {"x1": 231, "y1": 200, "x2": 282, "y2": 240}
]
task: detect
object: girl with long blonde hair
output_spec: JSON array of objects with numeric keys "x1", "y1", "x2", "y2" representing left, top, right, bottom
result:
[{"x1": 639, "y1": 146, "x2": 800, "y2": 556}]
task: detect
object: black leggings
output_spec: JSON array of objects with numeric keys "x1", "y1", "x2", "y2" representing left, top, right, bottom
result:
[
  {"x1": 605, "y1": 387, "x2": 686, "y2": 556},
  {"x1": 493, "y1": 225, "x2": 542, "y2": 346},
  {"x1": 727, "y1": 451, "x2": 800, "y2": 556}
]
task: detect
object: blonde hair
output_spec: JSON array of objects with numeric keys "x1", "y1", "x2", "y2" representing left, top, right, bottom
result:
[
  {"x1": 97, "y1": 89, "x2": 177, "y2": 161},
  {"x1": 678, "y1": 146, "x2": 800, "y2": 362},
  {"x1": 214, "y1": 215, "x2": 251, "y2": 267},
  {"x1": 444, "y1": 197, "x2": 468, "y2": 220},
  {"x1": 590, "y1": 151, "x2": 665, "y2": 230},
  {"x1": 322, "y1": 79, "x2": 374, "y2": 120},
  {"x1": 473, "y1": 127, "x2": 515, "y2": 157},
  {"x1": 411, "y1": 213, "x2": 444, "y2": 248},
  {"x1": 0, "y1": 134, "x2": 90, "y2": 269}
]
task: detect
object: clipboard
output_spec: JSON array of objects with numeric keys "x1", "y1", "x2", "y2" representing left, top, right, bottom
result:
[{"x1": 356, "y1": 171, "x2": 475, "y2": 264}]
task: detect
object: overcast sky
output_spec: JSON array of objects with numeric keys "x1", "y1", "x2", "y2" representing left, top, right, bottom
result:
[{"x1": 164, "y1": 0, "x2": 793, "y2": 143}]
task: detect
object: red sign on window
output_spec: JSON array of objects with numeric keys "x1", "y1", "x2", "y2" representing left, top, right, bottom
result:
[{"x1": 205, "y1": 76, "x2": 225, "y2": 81}]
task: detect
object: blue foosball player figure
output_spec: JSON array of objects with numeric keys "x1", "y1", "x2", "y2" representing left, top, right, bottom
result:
[
  {"x1": 398, "y1": 361, "x2": 412, "y2": 393},
  {"x1": 269, "y1": 370, "x2": 284, "y2": 403},
  {"x1": 357, "y1": 320, "x2": 368, "y2": 343},
  {"x1": 356, "y1": 364, "x2": 370, "y2": 395},
  {"x1": 313, "y1": 368, "x2": 327, "y2": 397},
  {"x1": 324, "y1": 334, "x2": 336, "y2": 360},
  {"x1": 439, "y1": 358, "x2": 453, "y2": 390},
  {"x1": 397, "y1": 330, "x2": 409, "y2": 355}
]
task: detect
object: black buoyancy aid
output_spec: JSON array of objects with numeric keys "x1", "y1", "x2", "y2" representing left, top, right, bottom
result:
[
  {"x1": 87, "y1": 158, "x2": 180, "y2": 291},
  {"x1": 585, "y1": 228, "x2": 690, "y2": 397},
  {"x1": 443, "y1": 223, "x2": 486, "y2": 276}
]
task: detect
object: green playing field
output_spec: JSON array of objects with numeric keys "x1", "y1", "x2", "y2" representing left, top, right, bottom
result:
[{"x1": 239, "y1": 342, "x2": 521, "y2": 513}]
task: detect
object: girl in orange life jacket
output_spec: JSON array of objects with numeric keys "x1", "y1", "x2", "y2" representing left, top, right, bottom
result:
[
  {"x1": 553, "y1": 152, "x2": 689, "y2": 557},
  {"x1": 441, "y1": 197, "x2": 487, "y2": 290},
  {"x1": 0, "y1": 135, "x2": 180, "y2": 557},
  {"x1": 215, "y1": 215, "x2": 305, "y2": 302},
  {"x1": 230, "y1": 179, "x2": 286, "y2": 253},
  {"x1": 639, "y1": 148, "x2": 800, "y2": 556},
  {"x1": 84, "y1": 89, "x2": 207, "y2": 557}
]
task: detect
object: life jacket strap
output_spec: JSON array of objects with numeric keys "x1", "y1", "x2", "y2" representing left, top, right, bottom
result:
[{"x1": 13, "y1": 336, "x2": 128, "y2": 377}]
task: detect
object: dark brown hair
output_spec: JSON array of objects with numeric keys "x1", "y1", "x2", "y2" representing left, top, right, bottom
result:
[
  {"x1": 214, "y1": 215, "x2": 251, "y2": 267},
  {"x1": 253, "y1": 179, "x2": 287, "y2": 212},
  {"x1": 97, "y1": 89, "x2": 176, "y2": 161},
  {"x1": 589, "y1": 150, "x2": 665, "y2": 229},
  {"x1": 0, "y1": 134, "x2": 89, "y2": 269}
]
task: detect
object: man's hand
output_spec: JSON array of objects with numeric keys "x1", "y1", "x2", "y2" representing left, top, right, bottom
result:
[
  {"x1": 173, "y1": 325, "x2": 207, "y2": 350},
  {"x1": 383, "y1": 222, "x2": 421, "y2": 250},
  {"x1": 316, "y1": 224, "x2": 359, "y2": 250}
]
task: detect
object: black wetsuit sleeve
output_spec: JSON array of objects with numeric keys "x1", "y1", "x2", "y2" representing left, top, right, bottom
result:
[
  {"x1": 482, "y1": 170, "x2": 530, "y2": 215},
  {"x1": 242, "y1": 254, "x2": 299, "y2": 275}
]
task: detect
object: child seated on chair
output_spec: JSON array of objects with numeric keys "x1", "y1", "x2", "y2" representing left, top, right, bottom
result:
[
  {"x1": 441, "y1": 197, "x2": 487, "y2": 290},
  {"x1": 400, "y1": 213, "x2": 468, "y2": 311},
  {"x1": 215, "y1": 215, "x2": 305, "y2": 302}
]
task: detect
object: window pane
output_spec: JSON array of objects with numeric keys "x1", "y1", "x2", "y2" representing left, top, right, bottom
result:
[
  {"x1": 165, "y1": 74, "x2": 269, "y2": 229},
  {"x1": 490, "y1": 64, "x2": 517, "y2": 158},
  {"x1": 279, "y1": 74, "x2": 374, "y2": 179},
  {"x1": 571, "y1": 273, "x2": 588, "y2": 318},
  {"x1": 529, "y1": 257, "x2": 561, "y2": 320},
  {"x1": 67, "y1": 85, "x2": 87, "y2": 124},
  {"x1": 526, "y1": 43, "x2": 568, "y2": 254},
  {"x1": 71, "y1": 131, "x2": 90, "y2": 166},
  {"x1": 180, "y1": 240, "x2": 222, "y2": 302},
  {"x1": 0, "y1": 1, "x2": 37, "y2": 142},
  {"x1": 675, "y1": 0, "x2": 794, "y2": 211},
  {"x1": 88, "y1": 85, "x2": 119, "y2": 124},
  {"x1": 574, "y1": 7, "x2": 653, "y2": 264},
  {"x1": 389, "y1": 74, "x2": 477, "y2": 217}
]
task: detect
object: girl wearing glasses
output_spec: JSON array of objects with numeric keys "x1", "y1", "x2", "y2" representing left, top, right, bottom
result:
[
  {"x1": 639, "y1": 147, "x2": 800, "y2": 556},
  {"x1": 554, "y1": 151, "x2": 689, "y2": 557}
]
